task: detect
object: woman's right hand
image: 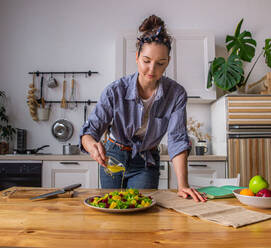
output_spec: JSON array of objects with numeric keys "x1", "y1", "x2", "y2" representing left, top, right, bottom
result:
[
  {"x1": 82, "y1": 135, "x2": 107, "y2": 167},
  {"x1": 89, "y1": 141, "x2": 107, "y2": 167}
]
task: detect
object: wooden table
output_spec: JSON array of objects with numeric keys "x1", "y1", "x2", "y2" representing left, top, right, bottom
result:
[{"x1": 0, "y1": 188, "x2": 271, "y2": 248}]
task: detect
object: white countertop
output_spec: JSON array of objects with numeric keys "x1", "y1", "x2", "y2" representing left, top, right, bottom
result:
[{"x1": 0, "y1": 154, "x2": 227, "y2": 162}]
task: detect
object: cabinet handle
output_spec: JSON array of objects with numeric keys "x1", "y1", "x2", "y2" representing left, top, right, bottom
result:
[
  {"x1": 60, "y1": 162, "x2": 80, "y2": 165},
  {"x1": 189, "y1": 164, "x2": 207, "y2": 167}
]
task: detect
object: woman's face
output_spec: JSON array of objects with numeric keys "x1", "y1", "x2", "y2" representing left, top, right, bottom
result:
[{"x1": 136, "y1": 42, "x2": 170, "y2": 85}]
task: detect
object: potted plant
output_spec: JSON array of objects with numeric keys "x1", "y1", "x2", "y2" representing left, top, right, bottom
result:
[
  {"x1": 0, "y1": 91, "x2": 16, "y2": 154},
  {"x1": 207, "y1": 19, "x2": 271, "y2": 93}
]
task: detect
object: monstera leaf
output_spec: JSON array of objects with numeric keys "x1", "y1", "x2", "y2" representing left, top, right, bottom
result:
[
  {"x1": 226, "y1": 19, "x2": 257, "y2": 62},
  {"x1": 263, "y1": 39, "x2": 271, "y2": 67},
  {"x1": 207, "y1": 54, "x2": 244, "y2": 91}
]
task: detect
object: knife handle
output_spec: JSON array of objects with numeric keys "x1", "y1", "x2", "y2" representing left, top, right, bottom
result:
[{"x1": 63, "y1": 183, "x2": 82, "y2": 191}]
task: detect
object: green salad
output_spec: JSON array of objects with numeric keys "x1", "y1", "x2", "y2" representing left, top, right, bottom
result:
[{"x1": 88, "y1": 189, "x2": 153, "y2": 209}]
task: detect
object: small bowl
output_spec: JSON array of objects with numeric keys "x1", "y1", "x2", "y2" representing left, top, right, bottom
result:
[{"x1": 233, "y1": 189, "x2": 271, "y2": 209}]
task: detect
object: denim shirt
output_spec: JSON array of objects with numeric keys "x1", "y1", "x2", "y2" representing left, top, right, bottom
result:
[{"x1": 79, "y1": 72, "x2": 190, "y2": 165}]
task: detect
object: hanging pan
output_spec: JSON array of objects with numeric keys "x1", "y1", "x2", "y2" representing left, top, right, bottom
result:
[{"x1": 51, "y1": 119, "x2": 74, "y2": 142}]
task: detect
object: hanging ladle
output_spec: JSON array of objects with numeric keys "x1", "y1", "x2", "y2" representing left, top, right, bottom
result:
[
  {"x1": 84, "y1": 102, "x2": 87, "y2": 123},
  {"x1": 69, "y1": 73, "x2": 76, "y2": 110}
]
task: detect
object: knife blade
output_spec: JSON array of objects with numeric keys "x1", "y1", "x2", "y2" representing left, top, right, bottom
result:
[{"x1": 30, "y1": 183, "x2": 82, "y2": 200}]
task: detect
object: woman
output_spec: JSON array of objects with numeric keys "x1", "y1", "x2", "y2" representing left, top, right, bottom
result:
[{"x1": 80, "y1": 15, "x2": 206, "y2": 202}]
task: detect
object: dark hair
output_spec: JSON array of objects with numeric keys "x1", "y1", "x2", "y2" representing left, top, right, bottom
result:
[{"x1": 136, "y1": 15, "x2": 172, "y2": 56}]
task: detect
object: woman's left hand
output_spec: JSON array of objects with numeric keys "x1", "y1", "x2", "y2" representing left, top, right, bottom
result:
[{"x1": 177, "y1": 187, "x2": 207, "y2": 202}]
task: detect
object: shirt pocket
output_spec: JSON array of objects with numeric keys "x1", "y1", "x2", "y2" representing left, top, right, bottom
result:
[{"x1": 151, "y1": 117, "x2": 169, "y2": 137}]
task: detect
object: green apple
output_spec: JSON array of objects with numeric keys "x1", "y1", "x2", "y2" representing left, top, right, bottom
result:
[{"x1": 249, "y1": 175, "x2": 269, "y2": 194}]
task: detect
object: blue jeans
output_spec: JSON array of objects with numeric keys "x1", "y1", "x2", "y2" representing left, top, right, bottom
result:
[{"x1": 100, "y1": 140, "x2": 160, "y2": 189}]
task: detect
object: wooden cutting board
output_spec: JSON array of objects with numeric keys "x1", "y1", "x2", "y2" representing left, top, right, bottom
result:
[{"x1": 1, "y1": 186, "x2": 73, "y2": 199}]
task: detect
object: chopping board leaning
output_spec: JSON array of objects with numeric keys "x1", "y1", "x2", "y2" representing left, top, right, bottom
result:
[{"x1": 1, "y1": 187, "x2": 75, "y2": 199}]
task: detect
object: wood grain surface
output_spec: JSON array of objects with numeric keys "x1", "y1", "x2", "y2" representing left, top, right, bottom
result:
[
  {"x1": 1, "y1": 186, "x2": 73, "y2": 199},
  {"x1": 227, "y1": 95, "x2": 271, "y2": 126},
  {"x1": 228, "y1": 120, "x2": 271, "y2": 125},
  {"x1": 228, "y1": 102, "x2": 271, "y2": 107},
  {"x1": 228, "y1": 138, "x2": 271, "y2": 186},
  {"x1": 227, "y1": 96, "x2": 271, "y2": 101},
  {"x1": 0, "y1": 188, "x2": 271, "y2": 248}
]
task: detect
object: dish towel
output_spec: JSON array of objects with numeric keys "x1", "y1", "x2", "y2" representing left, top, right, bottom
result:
[{"x1": 151, "y1": 191, "x2": 271, "y2": 228}]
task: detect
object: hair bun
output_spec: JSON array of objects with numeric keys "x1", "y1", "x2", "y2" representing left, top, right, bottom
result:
[
  {"x1": 139, "y1": 15, "x2": 165, "y2": 32},
  {"x1": 136, "y1": 15, "x2": 172, "y2": 55}
]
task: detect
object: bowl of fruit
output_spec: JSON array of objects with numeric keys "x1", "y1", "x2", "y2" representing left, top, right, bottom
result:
[{"x1": 233, "y1": 175, "x2": 271, "y2": 209}]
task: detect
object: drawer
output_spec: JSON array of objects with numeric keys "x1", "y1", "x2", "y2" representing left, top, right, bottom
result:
[
  {"x1": 42, "y1": 160, "x2": 98, "y2": 188},
  {"x1": 169, "y1": 161, "x2": 226, "y2": 189},
  {"x1": 188, "y1": 161, "x2": 226, "y2": 178}
]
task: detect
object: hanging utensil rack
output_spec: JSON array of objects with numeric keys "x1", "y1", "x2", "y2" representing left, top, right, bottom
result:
[
  {"x1": 28, "y1": 70, "x2": 98, "y2": 105},
  {"x1": 29, "y1": 70, "x2": 98, "y2": 77},
  {"x1": 39, "y1": 99, "x2": 95, "y2": 105}
]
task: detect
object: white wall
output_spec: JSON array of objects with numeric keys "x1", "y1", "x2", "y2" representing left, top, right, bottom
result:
[{"x1": 0, "y1": 0, "x2": 270, "y2": 154}]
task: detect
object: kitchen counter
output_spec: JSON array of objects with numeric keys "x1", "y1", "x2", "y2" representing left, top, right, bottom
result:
[
  {"x1": 0, "y1": 187, "x2": 270, "y2": 248},
  {"x1": 0, "y1": 154, "x2": 227, "y2": 161}
]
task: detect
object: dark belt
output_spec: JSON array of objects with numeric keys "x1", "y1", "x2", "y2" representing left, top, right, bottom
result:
[{"x1": 108, "y1": 137, "x2": 157, "y2": 152}]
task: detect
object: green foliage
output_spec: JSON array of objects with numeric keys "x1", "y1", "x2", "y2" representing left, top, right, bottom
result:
[
  {"x1": 226, "y1": 19, "x2": 257, "y2": 62},
  {"x1": 207, "y1": 19, "x2": 271, "y2": 92},
  {"x1": 210, "y1": 54, "x2": 244, "y2": 91},
  {"x1": 0, "y1": 91, "x2": 15, "y2": 142},
  {"x1": 263, "y1": 39, "x2": 271, "y2": 67}
]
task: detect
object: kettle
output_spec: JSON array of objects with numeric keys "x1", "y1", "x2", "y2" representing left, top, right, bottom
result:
[{"x1": 63, "y1": 143, "x2": 80, "y2": 155}]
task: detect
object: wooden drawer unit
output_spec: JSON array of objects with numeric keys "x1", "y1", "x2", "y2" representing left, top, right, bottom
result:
[{"x1": 227, "y1": 96, "x2": 271, "y2": 126}]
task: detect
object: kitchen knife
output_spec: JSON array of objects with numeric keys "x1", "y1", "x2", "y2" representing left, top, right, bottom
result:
[{"x1": 30, "y1": 183, "x2": 81, "y2": 200}]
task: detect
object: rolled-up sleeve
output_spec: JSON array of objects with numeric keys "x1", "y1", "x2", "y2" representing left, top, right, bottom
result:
[
  {"x1": 79, "y1": 86, "x2": 113, "y2": 153},
  {"x1": 167, "y1": 88, "x2": 191, "y2": 160}
]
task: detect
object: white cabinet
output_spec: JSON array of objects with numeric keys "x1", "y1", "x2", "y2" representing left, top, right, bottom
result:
[
  {"x1": 42, "y1": 161, "x2": 99, "y2": 188},
  {"x1": 158, "y1": 162, "x2": 169, "y2": 190},
  {"x1": 169, "y1": 161, "x2": 226, "y2": 189},
  {"x1": 210, "y1": 95, "x2": 227, "y2": 155},
  {"x1": 116, "y1": 30, "x2": 216, "y2": 100}
]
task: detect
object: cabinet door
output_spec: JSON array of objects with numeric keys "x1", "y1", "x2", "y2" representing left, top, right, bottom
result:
[
  {"x1": 172, "y1": 30, "x2": 216, "y2": 99},
  {"x1": 228, "y1": 137, "x2": 271, "y2": 187},
  {"x1": 168, "y1": 161, "x2": 226, "y2": 189},
  {"x1": 116, "y1": 30, "x2": 216, "y2": 100},
  {"x1": 42, "y1": 161, "x2": 98, "y2": 188}
]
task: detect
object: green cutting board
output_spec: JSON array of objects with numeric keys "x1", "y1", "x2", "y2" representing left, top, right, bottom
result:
[{"x1": 197, "y1": 185, "x2": 246, "y2": 199}]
